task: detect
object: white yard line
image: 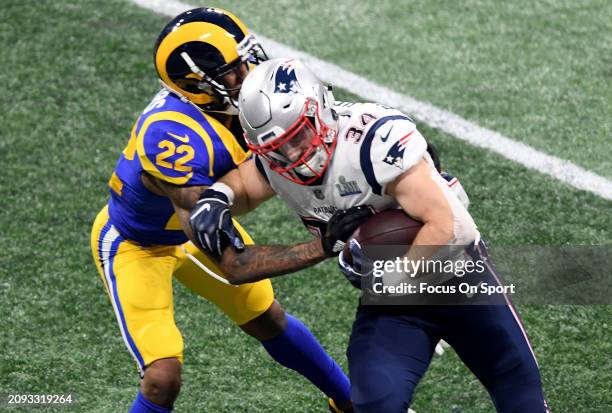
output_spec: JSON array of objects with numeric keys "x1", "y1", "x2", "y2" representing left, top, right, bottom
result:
[{"x1": 130, "y1": 0, "x2": 612, "y2": 201}]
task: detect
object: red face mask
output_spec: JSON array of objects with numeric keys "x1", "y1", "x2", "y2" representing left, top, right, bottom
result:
[{"x1": 247, "y1": 98, "x2": 337, "y2": 185}]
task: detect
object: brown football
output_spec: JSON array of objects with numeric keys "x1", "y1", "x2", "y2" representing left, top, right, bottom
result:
[{"x1": 342, "y1": 209, "x2": 423, "y2": 262}]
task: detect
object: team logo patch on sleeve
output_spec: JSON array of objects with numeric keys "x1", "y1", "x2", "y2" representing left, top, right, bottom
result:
[
  {"x1": 383, "y1": 141, "x2": 406, "y2": 169},
  {"x1": 382, "y1": 130, "x2": 415, "y2": 169}
]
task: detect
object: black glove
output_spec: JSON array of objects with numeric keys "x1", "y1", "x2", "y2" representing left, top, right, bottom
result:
[
  {"x1": 189, "y1": 187, "x2": 245, "y2": 259},
  {"x1": 322, "y1": 205, "x2": 374, "y2": 257}
]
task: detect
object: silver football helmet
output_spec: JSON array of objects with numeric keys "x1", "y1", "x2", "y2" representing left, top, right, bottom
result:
[{"x1": 238, "y1": 58, "x2": 338, "y2": 184}]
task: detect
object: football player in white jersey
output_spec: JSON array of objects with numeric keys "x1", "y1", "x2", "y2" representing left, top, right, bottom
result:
[{"x1": 188, "y1": 58, "x2": 550, "y2": 413}]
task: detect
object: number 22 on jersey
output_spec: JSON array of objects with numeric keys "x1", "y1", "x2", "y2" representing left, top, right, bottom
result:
[{"x1": 156, "y1": 133, "x2": 195, "y2": 173}]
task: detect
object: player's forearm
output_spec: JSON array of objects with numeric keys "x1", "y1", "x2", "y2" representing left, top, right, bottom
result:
[
  {"x1": 229, "y1": 189, "x2": 260, "y2": 215},
  {"x1": 229, "y1": 159, "x2": 276, "y2": 215},
  {"x1": 404, "y1": 220, "x2": 454, "y2": 264},
  {"x1": 176, "y1": 207, "x2": 198, "y2": 244},
  {"x1": 413, "y1": 220, "x2": 454, "y2": 248},
  {"x1": 219, "y1": 240, "x2": 327, "y2": 285},
  {"x1": 215, "y1": 170, "x2": 255, "y2": 215},
  {"x1": 148, "y1": 175, "x2": 208, "y2": 210}
]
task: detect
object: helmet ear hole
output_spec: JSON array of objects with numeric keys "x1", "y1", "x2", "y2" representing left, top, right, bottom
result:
[{"x1": 174, "y1": 78, "x2": 204, "y2": 94}]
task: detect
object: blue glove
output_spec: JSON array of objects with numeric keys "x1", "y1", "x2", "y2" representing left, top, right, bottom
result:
[
  {"x1": 338, "y1": 238, "x2": 374, "y2": 289},
  {"x1": 189, "y1": 185, "x2": 245, "y2": 259}
]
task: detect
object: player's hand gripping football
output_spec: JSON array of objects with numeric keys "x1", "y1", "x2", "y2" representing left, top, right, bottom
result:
[
  {"x1": 338, "y1": 238, "x2": 376, "y2": 288},
  {"x1": 322, "y1": 205, "x2": 374, "y2": 257},
  {"x1": 189, "y1": 185, "x2": 245, "y2": 259}
]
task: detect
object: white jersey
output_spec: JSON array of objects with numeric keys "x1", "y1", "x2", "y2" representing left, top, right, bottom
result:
[{"x1": 256, "y1": 102, "x2": 477, "y2": 243}]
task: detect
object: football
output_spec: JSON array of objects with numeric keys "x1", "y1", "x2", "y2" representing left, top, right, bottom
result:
[
  {"x1": 342, "y1": 209, "x2": 423, "y2": 262},
  {"x1": 350, "y1": 209, "x2": 423, "y2": 245}
]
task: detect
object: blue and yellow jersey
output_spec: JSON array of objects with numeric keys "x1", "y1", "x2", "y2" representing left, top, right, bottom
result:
[{"x1": 107, "y1": 89, "x2": 249, "y2": 246}]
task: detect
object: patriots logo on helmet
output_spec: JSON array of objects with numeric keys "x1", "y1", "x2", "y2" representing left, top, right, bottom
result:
[{"x1": 274, "y1": 60, "x2": 301, "y2": 93}]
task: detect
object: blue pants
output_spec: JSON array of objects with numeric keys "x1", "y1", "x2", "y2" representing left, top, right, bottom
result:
[{"x1": 347, "y1": 242, "x2": 549, "y2": 413}]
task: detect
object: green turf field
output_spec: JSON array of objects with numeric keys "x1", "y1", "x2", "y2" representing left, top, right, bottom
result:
[{"x1": 1, "y1": 0, "x2": 611, "y2": 412}]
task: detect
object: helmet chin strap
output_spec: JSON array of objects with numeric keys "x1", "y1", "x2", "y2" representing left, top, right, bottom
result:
[
  {"x1": 293, "y1": 145, "x2": 328, "y2": 178},
  {"x1": 290, "y1": 115, "x2": 338, "y2": 180}
]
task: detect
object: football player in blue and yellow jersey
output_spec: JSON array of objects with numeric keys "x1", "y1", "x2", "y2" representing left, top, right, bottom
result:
[{"x1": 90, "y1": 8, "x2": 352, "y2": 413}]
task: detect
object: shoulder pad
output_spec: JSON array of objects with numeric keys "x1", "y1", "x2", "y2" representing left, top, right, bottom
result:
[
  {"x1": 359, "y1": 116, "x2": 427, "y2": 195},
  {"x1": 136, "y1": 114, "x2": 214, "y2": 186}
]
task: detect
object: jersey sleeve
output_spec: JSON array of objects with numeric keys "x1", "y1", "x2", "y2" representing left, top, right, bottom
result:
[
  {"x1": 136, "y1": 119, "x2": 215, "y2": 186},
  {"x1": 222, "y1": 129, "x2": 251, "y2": 166},
  {"x1": 360, "y1": 117, "x2": 428, "y2": 195}
]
